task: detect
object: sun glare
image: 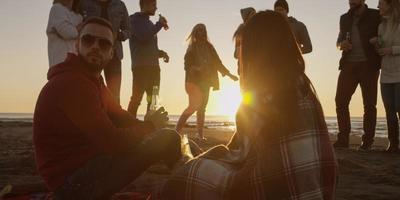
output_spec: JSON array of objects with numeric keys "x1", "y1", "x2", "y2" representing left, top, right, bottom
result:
[{"x1": 213, "y1": 84, "x2": 242, "y2": 117}]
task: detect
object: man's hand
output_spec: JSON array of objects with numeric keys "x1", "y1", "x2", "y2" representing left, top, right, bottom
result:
[
  {"x1": 159, "y1": 50, "x2": 169, "y2": 63},
  {"x1": 158, "y1": 15, "x2": 169, "y2": 30},
  {"x1": 338, "y1": 40, "x2": 352, "y2": 52},
  {"x1": 144, "y1": 107, "x2": 169, "y2": 130},
  {"x1": 378, "y1": 47, "x2": 392, "y2": 56}
]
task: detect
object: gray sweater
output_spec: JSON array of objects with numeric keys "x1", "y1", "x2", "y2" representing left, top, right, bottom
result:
[
  {"x1": 379, "y1": 22, "x2": 400, "y2": 83},
  {"x1": 288, "y1": 17, "x2": 313, "y2": 54}
]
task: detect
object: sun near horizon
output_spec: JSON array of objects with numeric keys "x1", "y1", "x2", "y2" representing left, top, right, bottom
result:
[{"x1": 0, "y1": 0, "x2": 385, "y2": 118}]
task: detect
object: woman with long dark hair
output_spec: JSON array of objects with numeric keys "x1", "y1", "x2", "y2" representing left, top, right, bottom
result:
[
  {"x1": 47, "y1": 0, "x2": 82, "y2": 67},
  {"x1": 176, "y1": 23, "x2": 238, "y2": 140},
  {"x1": 160, "y1": 11, "x2": 337, "y2": 200},
  {"x1": 371, "y1": 0, "x2": 400, "y2": 152}
]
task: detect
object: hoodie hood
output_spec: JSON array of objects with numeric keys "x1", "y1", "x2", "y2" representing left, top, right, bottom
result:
[
  {"x1": 47, "y1": 54, "x2": 79, "y2": 80},
  {"x1": 132, "y1": 11, "x2": 150, "y2": 19},
  {"x1": 288, "y1": 16, "x2": 298, "y2": 23},
  {"x1": 47, "y1": 53, "x2": 98, "y2": 82}
]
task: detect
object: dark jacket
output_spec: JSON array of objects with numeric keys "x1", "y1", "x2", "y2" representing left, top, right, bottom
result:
[
  {"x1": 288, "y1": 17, "x2": 312, "y2": 54},
  {"x1": 33, "y1": 54, "x2": 154, "y2": 191},
  {"x1": 129, "y1": 12, "x2": 163, "y2": 68},
  {"x1": 80, "y1": 0, "x2": 130, "y2": 60},
  {"x1": 184, "y1": 44, "x2": 229, "y2": 90},
  {"x1": 337, "y1": 5, "x2": 381, "y2": 70}
]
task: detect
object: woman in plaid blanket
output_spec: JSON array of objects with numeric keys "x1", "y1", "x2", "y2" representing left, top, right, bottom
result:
[{"x1": 159, "y1": 11, "x2": 337, "y2": 200}]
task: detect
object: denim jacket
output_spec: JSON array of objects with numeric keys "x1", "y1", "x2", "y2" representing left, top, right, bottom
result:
[{"x1": 80, "y1": 0, "x2": 131, "y2": 60}]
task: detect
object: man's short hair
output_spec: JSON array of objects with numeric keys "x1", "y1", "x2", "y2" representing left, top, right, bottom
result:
[
  {"x1": 140, "y1": 0, "x2": 155, "y2": 9},
  {"x1": 80, "y1": 17, "x2": 115, "y2": 39},
  {"x1": 274, "y1": 0, "x2": 289, "y2": 13}
]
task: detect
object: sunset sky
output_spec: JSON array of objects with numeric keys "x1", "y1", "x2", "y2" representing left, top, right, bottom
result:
[{"x1": 0, "y1": 0, "x2": 383, "y2": 117}]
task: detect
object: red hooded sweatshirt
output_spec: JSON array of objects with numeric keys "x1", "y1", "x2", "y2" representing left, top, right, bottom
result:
[{"x1": 33, "y1": 54, "x2": 155, "y2": 191}]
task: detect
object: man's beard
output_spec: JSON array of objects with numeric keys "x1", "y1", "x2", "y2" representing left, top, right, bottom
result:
[{"x1": 78, "y1": 53, "x2": 105, "y2": 73}]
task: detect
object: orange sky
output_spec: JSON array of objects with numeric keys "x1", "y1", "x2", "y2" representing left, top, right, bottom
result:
[{"x1": 0, "y1": 0, "x2": 384, "y2": 117}]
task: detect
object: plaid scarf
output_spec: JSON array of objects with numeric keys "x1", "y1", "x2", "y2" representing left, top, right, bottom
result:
[{"x1": 158, "y1": 91, "x2": 337, "y2": 200}]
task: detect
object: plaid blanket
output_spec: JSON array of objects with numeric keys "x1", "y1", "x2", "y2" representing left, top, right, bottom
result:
[{"x1": 158, "y1": 93, "x2": 337, "y2": 200}]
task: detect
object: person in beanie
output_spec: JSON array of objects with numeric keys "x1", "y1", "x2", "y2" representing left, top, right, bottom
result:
[
  {"x1": 234, "y1": 7, "x2": 256, "y2": 78},
  {"x1": 274, "y1": 0, "x2": 313, "y2": 54}
]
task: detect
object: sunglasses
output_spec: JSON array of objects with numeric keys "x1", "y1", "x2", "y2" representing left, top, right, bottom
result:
[{"x1": 80, "y1": 34, "x2": 113, "y2": 51}]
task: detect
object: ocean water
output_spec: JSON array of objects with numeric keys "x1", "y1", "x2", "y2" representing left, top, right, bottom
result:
[{"x1": 0, "y1": 113, "x2": 389, "y2": 138}]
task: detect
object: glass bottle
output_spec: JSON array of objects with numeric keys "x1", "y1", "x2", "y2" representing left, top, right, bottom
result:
[{"x1": 149, "y1": 86, "x2": 160, "y2": 114}]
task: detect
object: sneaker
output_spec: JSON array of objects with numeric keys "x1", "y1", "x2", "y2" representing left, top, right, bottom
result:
[
  {"x1": 333, "y1": 140, "x2": 349, "y2": 148},
  {"x1": 358, "y1": 142, "x2": 372, "y2": 151}
]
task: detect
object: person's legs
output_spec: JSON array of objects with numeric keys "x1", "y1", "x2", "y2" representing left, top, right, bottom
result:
[
  {"x1": 359, "y1": 64, "x2": 379, "y2": 148},
  {"x1": 103, "y1": 55, "x2": 122, "y2": 104},
  {"x1": 128, "y1": 68, "x2": 146, "y2": 118},
  {"x1": 176, "y1": 83, "x2": 203, "y2": 134},
  {"x1": 196, "y1": 86, "x2": 210, "y2": 139},
  {"x1": 54, "y1": 129, "x2": 182, "y2": 200},
  {"x1": 381, "y1": 83, "x2": 399, "y2": 152},
  {"x1": 392, "y1": 83, "x2": 400, "y2": 149},
  {"x1": 144, "y1": 68, "x2": 161, "y2": 113},
  {"x1": 335, "y1": 62, "x2": 359, "y2": 147}
]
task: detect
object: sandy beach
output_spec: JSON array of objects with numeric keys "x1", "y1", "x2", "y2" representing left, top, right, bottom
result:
[{"x1": 1, "y1": 121, "x2": 400, "y2": 200}]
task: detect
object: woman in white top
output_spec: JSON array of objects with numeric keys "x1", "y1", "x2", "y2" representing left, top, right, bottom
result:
[
  {"x1": 47, "y1": 0, "x2": 83, "y2": 67},
  {"x1": 371, "y1": 0, "x2": 400, "y2": 152}
]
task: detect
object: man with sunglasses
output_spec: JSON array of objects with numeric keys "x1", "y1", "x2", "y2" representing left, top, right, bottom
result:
[
  {"x1": 80, "y1": 0, "x2": 131, "y2": 104},
  {"x1": 33, "y1": 17, "x2": 181, "y2": 199}
]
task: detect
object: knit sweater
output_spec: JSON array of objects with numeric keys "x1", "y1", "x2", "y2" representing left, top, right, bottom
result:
[
  {"x1": 46, "y1": 3, "x2": 82, "y2": 67},
  {"x1": 379, "y1": 23, "x2": 400, "y2": 83}
]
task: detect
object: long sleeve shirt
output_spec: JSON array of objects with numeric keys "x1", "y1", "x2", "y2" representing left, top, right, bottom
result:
[
  {"x1": 129, "y1": 12, "x2": 163, "y2": 68},
  {"x1": 46, "y1": 3, "x2": 82, "y2": 67},
  {"x1": 379, "y1": 22, "x2": 400, "y2": 83}
]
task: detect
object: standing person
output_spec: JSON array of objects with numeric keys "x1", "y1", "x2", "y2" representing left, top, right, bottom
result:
[
  {"x1": 175, "y1": 23, "x2": 239, "y2": 141},
  {"x1": 47, "y1": 0, "x2": 83, "y2": 67},
  {"x1": 371, "y1": 0, "x2": 400, "y2": 152},
  {"x1": 159, "y1": 11, "x2": 337, "y2": 200},
  {"x1": 274, "y1": 0, "x2": 313, "y2": 54},
  {"x1": 127, "y1": 0, "x2": 170, "y2": 118},
  {"x1": 34, "y1": 17, "x2": 181, "y2": 199},
  {"x1": 233, "y1": 7, "x2": 256, "y2": 77},
  {"x1": 334, "y1": 0, "x2": 381, "y2": 150},
  {"x1": 80, "y1": 0, "x2": 130, "y2": 104}
]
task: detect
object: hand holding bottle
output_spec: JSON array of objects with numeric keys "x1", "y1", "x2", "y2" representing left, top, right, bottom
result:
[{"x1": 158, "y1": 13, "x2": 169, "y2": 30}]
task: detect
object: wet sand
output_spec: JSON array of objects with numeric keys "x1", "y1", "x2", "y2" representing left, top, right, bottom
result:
[{"x1": 1, "y1": 121, "x2": 400, "y2": 199}]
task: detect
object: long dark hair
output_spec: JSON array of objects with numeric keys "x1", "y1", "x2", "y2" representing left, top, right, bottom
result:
[{"x1": 240, "y1": 11, "x2": 316, "y2": 136}]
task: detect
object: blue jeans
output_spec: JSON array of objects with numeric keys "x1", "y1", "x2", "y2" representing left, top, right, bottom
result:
[
  {"x1": 381, "y1": 83, "x2": 400, "y2": 146},
  {"x1": 53, "y1": 129, "x2": 181, "y2": 200}
]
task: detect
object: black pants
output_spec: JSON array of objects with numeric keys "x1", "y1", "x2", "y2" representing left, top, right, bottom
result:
[
  {"x1": 54, "y1": 129, "x2": 181, "y2": 200},
  {"x1": 103, "y1": 54, "x2": 122, "y2": 104},
  {"x1": 128, "y1": 67, "x2": 161, "y2": 118},
  {"x1": 335, "y1": 61, "x2": 379, "y2": 144},
  {"x1": 381, "y1": 83, "x2": 400, "y2": 146}
]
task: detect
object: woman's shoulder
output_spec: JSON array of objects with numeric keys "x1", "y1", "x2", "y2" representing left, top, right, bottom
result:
[{"x1": 50, "y1": 3, "x2": 68, "y2": 13}]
